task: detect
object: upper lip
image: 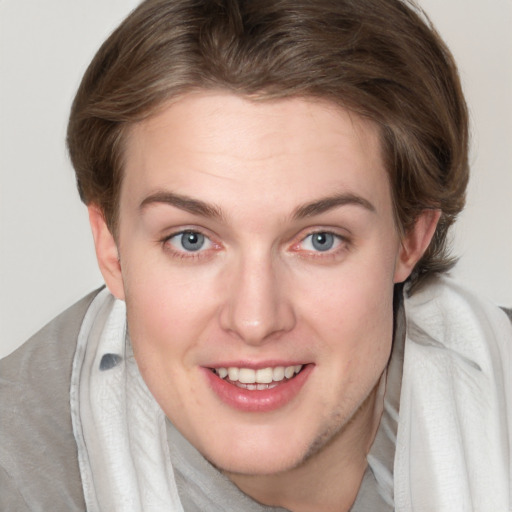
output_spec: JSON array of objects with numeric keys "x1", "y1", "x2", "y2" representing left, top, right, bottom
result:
[{"x1": 205, "y1": 360, "x2": 309, "y2": 369}]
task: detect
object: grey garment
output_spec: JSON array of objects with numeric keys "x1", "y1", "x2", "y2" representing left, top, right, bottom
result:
[
  {"x1": 0, "y1": 288, "x2": 408, "y2": 511},
  {"x1": 0, "y1": 291, "x2": 99, "y2": 512},
  {"x1": 166, "y1": 307, "x2": 404, "y2": 512}
]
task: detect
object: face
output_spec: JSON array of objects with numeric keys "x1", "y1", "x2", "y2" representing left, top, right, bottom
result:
[{"x1": 93, "y1": 91, "x2": 422, "y2": 476}]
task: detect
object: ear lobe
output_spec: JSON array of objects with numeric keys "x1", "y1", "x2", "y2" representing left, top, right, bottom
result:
[
  {"x1": 88, "y1": 205, "x2": 125, "y2": 300},
  {"x1": 394, "y1": 209, "x2": 441, "y2": 284}
]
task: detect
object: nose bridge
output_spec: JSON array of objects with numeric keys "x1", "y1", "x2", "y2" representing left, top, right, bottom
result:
[{"x1": 220, "y1": 248, "x2": 295, "y2": 344}]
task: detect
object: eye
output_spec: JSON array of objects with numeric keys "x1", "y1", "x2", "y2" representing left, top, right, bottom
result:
[
  {"x1": 167, "y1": 230, "x2": 212, "y2": 253},
  {"x1": 301, "y1": 231, "x2": 342, "y2": 252}
]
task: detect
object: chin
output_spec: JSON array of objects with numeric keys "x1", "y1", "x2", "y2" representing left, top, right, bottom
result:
[
  {"x1": 194, "y1": 422, "x2": 319, "y2": 476},
  {"x1": 210, "y1": 447, "x2": 306, "y2": 477}
]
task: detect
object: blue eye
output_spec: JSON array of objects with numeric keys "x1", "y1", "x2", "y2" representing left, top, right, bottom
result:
[
  {"x1": 311, "y1": 232, "x2": 334, "y2": 251},
  {"x1": 168, "y1": 231, "x2": 211, "y2": 252},
  {"x1": 302, "y1": 232, "x2": 341, "y2": 252}
]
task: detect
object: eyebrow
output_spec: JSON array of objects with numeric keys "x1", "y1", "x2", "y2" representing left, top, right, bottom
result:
[
  {"x1": 139, "y1": 191, "x2": 224, "y2": 219},
  {"x1": 139, "y1": 190, "x2": 375, "y2": 220},
  {"x1": 292, "y1": 193, "x2": 376, "y2": 219}
]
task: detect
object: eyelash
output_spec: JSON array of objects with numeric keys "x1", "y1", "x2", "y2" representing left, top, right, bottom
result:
[{"x1": 161, "y1": 228, "x2": 350, "y2": 261}]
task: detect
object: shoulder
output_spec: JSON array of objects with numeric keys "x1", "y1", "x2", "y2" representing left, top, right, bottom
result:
[{"x1": 0, "y1": 289, "x2": 103, "y2": 511}]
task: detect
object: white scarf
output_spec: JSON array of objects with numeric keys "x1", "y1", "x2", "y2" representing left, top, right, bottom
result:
[
  {"x1": 395, "y1": 278, "x2": 511, "y2": 511},
  {"x1": 70, "y1": 290, "x2": 184, "y2": 512},
  {"x1": 70, "y1": 278, "x2": 511, "y2": 511}
]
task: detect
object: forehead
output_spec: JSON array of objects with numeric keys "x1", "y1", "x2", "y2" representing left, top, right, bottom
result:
[{"x1": 120, "y1": 91, "x2": 391, "y2": 219}]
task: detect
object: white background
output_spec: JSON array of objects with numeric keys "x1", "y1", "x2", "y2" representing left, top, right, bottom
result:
[{"x1": 1, "y1": 0, "x2": 511, "y2": 358}]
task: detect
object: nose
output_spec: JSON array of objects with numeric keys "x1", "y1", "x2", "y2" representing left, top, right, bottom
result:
[{"x1": 219, "y1": 254, "x2": 296, "y2": 345}]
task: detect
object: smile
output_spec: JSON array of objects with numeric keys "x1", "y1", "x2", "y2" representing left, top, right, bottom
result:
[
  {"x1": 212, "y1": 365, "x2": 303, "y2": 390},
  {"x1": 205, "y1": 363, "x2": 311, "y2": 412}
]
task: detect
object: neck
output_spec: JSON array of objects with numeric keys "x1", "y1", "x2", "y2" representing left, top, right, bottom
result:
[{"x1": 226, "y1": 376, "x2": 385, "y2": 512}]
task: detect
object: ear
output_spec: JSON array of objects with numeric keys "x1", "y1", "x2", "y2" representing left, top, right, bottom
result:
[
  {"x1": 88, "y1": 205, "x2": 125, "y2": 300},
  {"x1": 393, "y1": 209, "x2": 441, "y2": 283}
]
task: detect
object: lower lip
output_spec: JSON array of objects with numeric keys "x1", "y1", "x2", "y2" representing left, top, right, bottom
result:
[{"x1": 203, "y1": 364, "x2": 313, "y2": 413}]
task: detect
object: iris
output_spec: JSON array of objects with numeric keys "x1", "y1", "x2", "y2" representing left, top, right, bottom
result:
[
  {"x1": 311, "y1": 232, "x2": 335, "y2": 251},
  {"x1": 180, "y1": 231, "x2": 205, "y2": 251}
]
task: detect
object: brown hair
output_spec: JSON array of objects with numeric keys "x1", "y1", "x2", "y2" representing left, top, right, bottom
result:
[{"x1": 67, "y1": 0, "x2": 469, "y2": 291}]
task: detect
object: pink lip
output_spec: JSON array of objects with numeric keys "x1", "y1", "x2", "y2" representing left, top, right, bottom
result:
[
  {"x1": 202, "y1": 364, "x2": 313, "y2": 413},
  {"x1": 207, "y1": 359, "x2": 306, "y2": 370}
]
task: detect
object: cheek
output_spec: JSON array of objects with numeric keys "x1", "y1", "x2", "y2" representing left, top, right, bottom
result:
[
  {"x1": 302, "y1": 244, "x2": 395, "y2": 319},
  {"x1": 122, "y1": 267, "x2": 216, "y2": 413},
  {"x1": 121, "y1": 255, "x2": 221, "y2": 368},
  {"x1": 296, "y1": 247, "x2": 396, "y2": 368},
  {"x1": 124, "y1": 249, "x2": 218, "y2": 317}
]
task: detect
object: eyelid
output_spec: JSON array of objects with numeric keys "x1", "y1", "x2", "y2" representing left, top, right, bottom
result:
[{"x1": 161, "y1": 225, "x2": 214, "y2": 243}]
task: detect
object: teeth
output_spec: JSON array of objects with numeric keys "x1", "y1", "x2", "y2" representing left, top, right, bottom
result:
[
  {"x1": 284, "y1": 366, "x2": 295, "y2": 379},
  {"x1": 256, "y1": 367, "x2": 273, "y2": 384},
  {"x1": 273, "y1": 366, "x2": 285, "y2": 381},
  {"x1": 238, "y1": 368, "x2": 255, "y2": 384},
  {"x1": 228, "y1": 367, "x2": 239, "y2": 381},
  {"x1": 214, "y1": 364, "x2": 303, "y2": 385}
]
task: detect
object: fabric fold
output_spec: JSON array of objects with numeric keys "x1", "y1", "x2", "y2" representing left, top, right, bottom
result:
[{"x1": 395, "y1": 277, "x2": 512, "y2": 511}]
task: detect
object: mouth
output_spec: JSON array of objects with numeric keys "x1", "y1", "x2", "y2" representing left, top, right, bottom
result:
[
  {"x1": 205, "y1": 363, "x2": 311, "y2": 412},
  {"x1": 211, "y1": 364, "x2": 303, "y2": 390}
]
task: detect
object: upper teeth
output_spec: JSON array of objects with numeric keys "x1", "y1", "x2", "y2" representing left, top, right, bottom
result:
[{"x1": 215, "y1": 365, "x2": 302, "y2": 384}]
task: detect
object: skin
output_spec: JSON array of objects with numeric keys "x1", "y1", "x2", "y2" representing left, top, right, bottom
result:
[{"x1": 89, "y1": 91, "x2": 439, "y2": 511}]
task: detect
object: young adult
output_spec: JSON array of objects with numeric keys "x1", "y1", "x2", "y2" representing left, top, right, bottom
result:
[{"x1": 1, "y1": 0, "x2": 510, "y2": 511}]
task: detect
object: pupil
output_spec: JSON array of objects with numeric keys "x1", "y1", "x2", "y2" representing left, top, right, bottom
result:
[
  {"x1": 312, "y1": 233, "x2": 334, "y2": 251},
  {"x1": 182, "y1": 232, "x2": 204, "y2": 251}
]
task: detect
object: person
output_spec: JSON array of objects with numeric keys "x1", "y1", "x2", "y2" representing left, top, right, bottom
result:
[{"x1": 1, "y1": 0, "x2": 510, "y2": 510}]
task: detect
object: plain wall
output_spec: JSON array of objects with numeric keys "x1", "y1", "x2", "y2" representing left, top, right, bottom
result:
[{"x1": 1, "y1": 0, "x2": 511, "y2": 358}]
